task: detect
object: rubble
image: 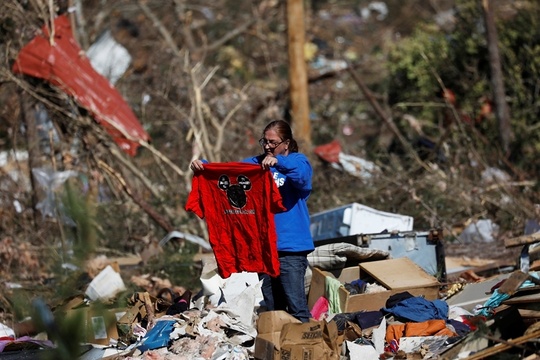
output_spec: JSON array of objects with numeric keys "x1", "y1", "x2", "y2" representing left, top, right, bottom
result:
[
  {"x1": 0, "y1": 229, "x2": 539, "y2": 360},
  {"x1": 1, "y1": 1, "x2": 538, "y2": 358}
]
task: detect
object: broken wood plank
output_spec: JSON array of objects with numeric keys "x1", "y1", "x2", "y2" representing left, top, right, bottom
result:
[
  {"x1": 527, "y1": 275, "x2": 540, "y2": 286},
  {"x1": 505, "y1": 233, "x2": 540, "y2": 248},
  {"x1": 529, "y1": 259, "x2": 540, "y2": 271},
  {"x1": 517, "y1": 309, "x2": 540, "y2": 318},
  {"x1": 497, "y1": 271, "x2": 530, "y2": 296},
  {"x1": 502, "y1": 291, "x2": 540, "y2": 305},
  {"x1": 462, "y1": 328, "x2": 540, "y2": 360},
  {"x1": 142, "y1": 292, "x2": 155, "y2": 330}
]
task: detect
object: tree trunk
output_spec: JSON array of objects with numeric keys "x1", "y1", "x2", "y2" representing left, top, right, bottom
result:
[
  {"x1": 286, "y1": 0, "x2": 311, "y2": 148},
  {"x1": 19, "y1": 91, "x2": 41, "y2": 230},
  {"x1": 482, "y1": 0, "x2": 513, "y2": 156}
]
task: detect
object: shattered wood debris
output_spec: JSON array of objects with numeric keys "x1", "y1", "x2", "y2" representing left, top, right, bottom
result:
[{"x1": 1, "y1": 236, "x2": 540, "y2": 360}]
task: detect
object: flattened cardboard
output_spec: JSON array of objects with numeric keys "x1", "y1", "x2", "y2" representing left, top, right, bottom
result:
[
  {"x1": 117, "y1": 301, "x2": 146, "y2": 340},
  {"x1": 308, "y1": 258, "x2": 440, "y2": 313},
  {"x1": 116, "y1": 292, "x2": 170, "y2": 341},
  {"x1": 359, "y1": 257, "x2": 439, "y2": 289},
  {"x1": 65, "y1": 306, "x2": 125, "y2": 345}
]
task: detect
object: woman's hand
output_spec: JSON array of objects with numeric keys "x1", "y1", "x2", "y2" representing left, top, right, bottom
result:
[
  {"x1": 190, "y1": 160, "x2": 205, "y2": 171},
  {"x1": 261, "y1": 155, "x2": 278, "y2": 170}
]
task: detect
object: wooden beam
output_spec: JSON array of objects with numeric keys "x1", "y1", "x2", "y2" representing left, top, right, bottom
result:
[
  {"x1": 497, "y1": 271, "x2": 531, "y2": 296},
  {"x1": 462, "y1": 328, "x2": 540, "y2": 360},
  {"x1": 505, "y1": 233, "x2": 540, "y2": 248}
]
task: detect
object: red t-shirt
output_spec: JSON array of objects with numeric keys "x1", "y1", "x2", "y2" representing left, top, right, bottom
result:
[{"x1": 185, "y1": 162, "x2": 286, "y2": 278}]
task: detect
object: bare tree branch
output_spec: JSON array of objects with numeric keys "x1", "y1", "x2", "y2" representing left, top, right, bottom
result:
[
  {"x1": 172, "y1": 0, "x2": 196, "y2": 51},
  {"x1": 109, "y1": 147, "x2": 161, "y2": 199},
  {"x1": 138, "y1": 0, "x2": 182, "y2": 57},
  {"x1": 71, "y1": 0, "x2": 90, "y2": 49},
  {"x1": 346, "y1": 62, "x2": 431, "y2": 172},
  {"x1": 97, "y1": 159, "x2": 174, "y2": 233},
  {"x1": 204, "y1": 19, "x2": 256, "y2": 53}
]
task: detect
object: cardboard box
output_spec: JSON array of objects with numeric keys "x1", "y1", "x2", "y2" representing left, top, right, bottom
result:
[
  {"x1": 254, "y1": 311, "x2": 301, "y2": 360},
  {"x1": 65, "y1": 306, "x2": 126, "y2": 345},
  {"x1": 54, "y1": 294, "x2": 126, "y2": 345},
  {"x1": 254, "y1": 311, "x2": 340, "y2": 360},
  {"x1": 308, "y1": 257, "x2": 441, "y2": 313},
  {"x1": 255, "y1": 332, "x2": 282, "y2": 360},
  {"x1": 280, "y1": 321, "x2": 340, "y2": 360}
]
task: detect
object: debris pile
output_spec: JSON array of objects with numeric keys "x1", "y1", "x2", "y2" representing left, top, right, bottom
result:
[{"x1": 2, "y1": 230, "x2": 540, "y2": 359}]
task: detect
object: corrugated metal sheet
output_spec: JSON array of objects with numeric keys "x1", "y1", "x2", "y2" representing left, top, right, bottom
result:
[{"x1": 12, "y1": 15, "x2": 150, "y2": 156}]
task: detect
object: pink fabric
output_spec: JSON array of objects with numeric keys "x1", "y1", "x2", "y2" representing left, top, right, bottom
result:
[
  {"x1": 0, "y1": 336, "x2": 54, "y2": 352},
  {"x1": 311, "y1": 296, "x2": 329, "y2": 320}
]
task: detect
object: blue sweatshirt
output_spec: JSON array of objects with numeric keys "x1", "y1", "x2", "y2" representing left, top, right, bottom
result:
[{"x1": 243, "y1": 153, "x2": 315, "y2": 253}]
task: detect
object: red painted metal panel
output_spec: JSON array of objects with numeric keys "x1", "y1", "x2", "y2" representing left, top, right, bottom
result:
[
  {"x1": 12, "y1": 15, "x2": 150, "y2": 156},
  {"x1": 313, "y1": 139, "x2": 341, "y2": 163}
]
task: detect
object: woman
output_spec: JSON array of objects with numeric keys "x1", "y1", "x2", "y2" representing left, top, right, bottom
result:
[{"x1": 191, "y1": 120, "x2": 314, "y2": 322}]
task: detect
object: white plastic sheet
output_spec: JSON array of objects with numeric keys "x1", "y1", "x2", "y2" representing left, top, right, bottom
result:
[
  {"x1": 87, "y1": 30, "x2": 131, "y2": 85},
  {"x1": 85, "y1": 265, "x2": 127, "y2": 301},
  {"x1": 32, "y1": 167, "x2": 78, "y2": 219},
  {"x1": 458, "y1": 219, "x2": 499, "y2": 243}
]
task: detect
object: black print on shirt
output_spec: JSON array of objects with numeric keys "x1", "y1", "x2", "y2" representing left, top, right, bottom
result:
[{"x1": 218, "y1": 174, "x2": 252, "y2": 208}]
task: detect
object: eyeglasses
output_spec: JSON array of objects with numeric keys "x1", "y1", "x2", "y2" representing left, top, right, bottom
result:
[{"x1": 258, "y1": 138, "x2": 284, "y2": 148}]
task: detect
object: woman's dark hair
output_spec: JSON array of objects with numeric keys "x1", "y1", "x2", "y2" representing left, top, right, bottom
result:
[{"x1": 263, "y1": 120, "x2": 299, "y2": 153}]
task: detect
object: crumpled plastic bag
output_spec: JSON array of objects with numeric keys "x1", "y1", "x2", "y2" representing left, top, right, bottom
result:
[
  {"x1": 458, "y1": 219, "x2": 499, "y2": 243},
  {"x1": 32, "y1": 167, "x2": 78, "y2": 223}
]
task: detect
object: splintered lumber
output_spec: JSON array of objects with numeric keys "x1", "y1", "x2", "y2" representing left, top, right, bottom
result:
[
  {"x1": 462, "y1": 328, "x2": 540, "y2": 360},
  {"x1": 142, "y1": 292, "x2": 155, "y2": 330},
  {"x1": 504, "y1": 292, "x2": 540, "y2": 305},
  {"x1": 497, "y1": 271, "x2": 531, "y2": 296},
  {"x1": 517, "y1": 309, "x2": 540, "y2": 318},
  {"x1": 505, "y1": 233, "x2": 540, "y2": 248}
]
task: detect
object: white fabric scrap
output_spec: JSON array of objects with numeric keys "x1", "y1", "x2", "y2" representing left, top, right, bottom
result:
[{"x1": 0, "y1": 322, "x2": 15, "y2": 338}]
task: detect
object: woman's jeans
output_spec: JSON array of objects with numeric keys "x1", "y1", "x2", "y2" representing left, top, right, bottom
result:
[{"x1": 259, "y1": 253, "x2": 311, "y2": 323}]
